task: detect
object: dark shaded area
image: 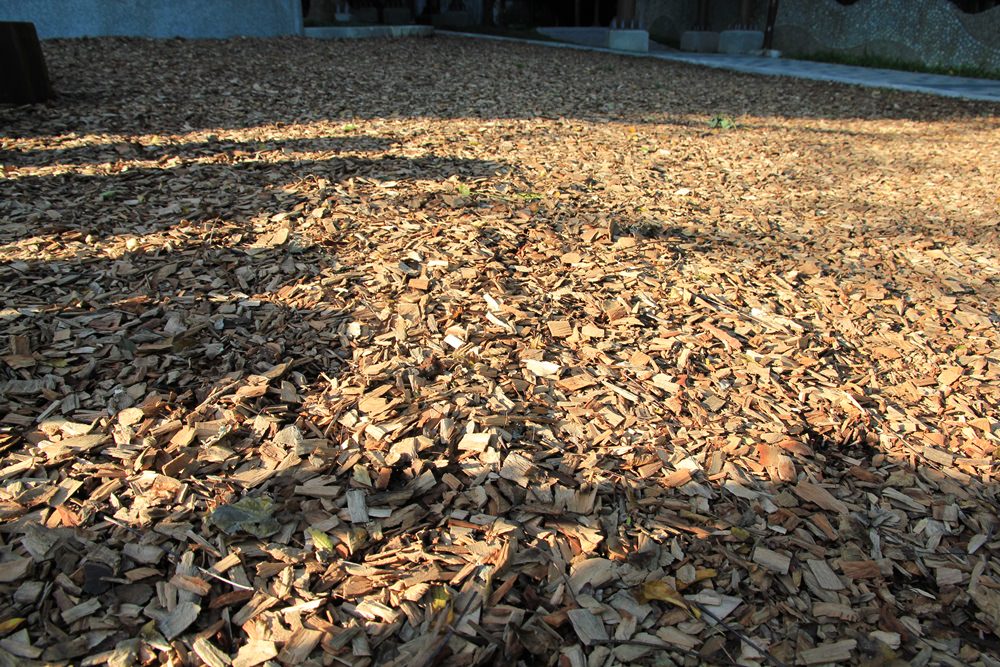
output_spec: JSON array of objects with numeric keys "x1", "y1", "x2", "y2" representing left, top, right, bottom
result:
[
  {"x1": 944, "y1": 0, "x2": 998, "y2": 10},
  {"x1": 2, "y1": 134, "x2": 399, "y2": 168},
  {"x1": 503, "y1": 0, "x2": 619, "y2": 26},
  {"x1": 838, "y1": 0, "x2": 998, "y2": 8},
  {"x1": 0, "y1": 237, "x2": 352, "y2": 419},
  {"x1": 0, "y1": 131, "x2": 509, "y2": 421},
  {"x1": 1, "y1": 37, "x2": 996, "y2": 143},
  {"x1": 0, "y1": 142, "x2": 506, "y2": 244},
  {"x1": 0, "y1": 21, "x2": 52, "y2": 104}
]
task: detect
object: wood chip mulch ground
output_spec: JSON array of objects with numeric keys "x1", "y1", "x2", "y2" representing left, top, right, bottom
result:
[{"x1": 1, "y1": 35, "x2": 1000, "y2": 667}]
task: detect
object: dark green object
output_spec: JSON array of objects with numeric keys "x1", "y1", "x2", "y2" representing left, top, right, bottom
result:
[
  {"x1": 0, "y1": 22, "x2": 53, "y2": 104},
  {"x1": 709, "y1": 115, "x2": 737, "y2": 130},
  {"x1": 210, "y1": 496, "x2": 281, "y2": 538}
]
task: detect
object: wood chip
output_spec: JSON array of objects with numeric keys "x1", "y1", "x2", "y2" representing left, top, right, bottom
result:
[
  {"x1": 547, "y1": 320, "x2": 573, "y2": 338},
  {"x1": 806, "y1": 559, "x2": 845, "y2": 591},
  {"x1": 346, "y1": 489, "x2": 369, "y2": 523},
  {"x1": 752, "y1": 547, "x2": 791, "y2": 575},
  {"x1": 793, "y1": 481, "x2": 849, "y2": 514},
  {"x1": 499, "y1": 452, "x2": 534, "y2": 487},
  {"x1": 61, "y1": 598, "x2": 101, "y2": 624},
  {"x1": 458, "y1": 432, "x2": 492, "y2": 452},
  {"x1": 192, "y1": 638, "x2": 232, "y2": 667},
  {"x1": 158, "y1": 602, "x2": 201, "y2": 640},
  {"x1": 277, "y1": 628, "x2": 324, "y2": 665},
  {"x1": 798, "y1": 639, "x2": 857, "y2": 665},
  {"x1": 0, "y1": 557, "x2": 31, "y2": 583},
  {"x1": 232, "y1": 640, "x2": 277, "y2": 667},
  {"x1": 569, "y1": 558, "x2": 616, "y2": 593},
  {"x1": 566, "y1": 608, "x2": 609, "y2": 645}
]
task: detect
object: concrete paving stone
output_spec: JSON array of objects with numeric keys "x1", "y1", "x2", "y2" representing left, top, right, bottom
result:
[
  {"x1": 717, "y1": 30, "x2": 764, "y2": 55},
  {"x1": 607, "y1": 29, "x2": 649, "y2": 53},
  {"x1": 679, "y1": 30, "x2": 719, "y2": 53}
]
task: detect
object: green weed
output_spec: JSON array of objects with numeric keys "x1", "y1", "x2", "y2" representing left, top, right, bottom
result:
[{"x1": 708, "y1": 115, "x2": 737, "y2": 130}]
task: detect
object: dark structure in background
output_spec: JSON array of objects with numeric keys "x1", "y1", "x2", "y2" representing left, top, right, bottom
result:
[
  {"x1": 317, "y1": 0, "x2": 628, "y2": 27},
  {"x1": 537, "y1": 0, "x2": 617, "y2": 26},
  {"x1": 947, "y1": 0, "x2": 998, "y2": 7},
  {"x1": 0, "y1": 21, "x2": 52, "y2": 104},
  {"x1": 305, "y1": 0, "x2": 1000, "y2": 33},
  {"x1": 538, "y1": 0, "x2": 620, "y2": 26},
  {"x1": 836, "y1": 0, "x2": 998, "y2": 7}
]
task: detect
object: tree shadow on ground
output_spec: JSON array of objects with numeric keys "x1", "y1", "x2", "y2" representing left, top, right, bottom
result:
[
  {"x1": 1, "y1": 37, "x2": 997, "y2": 142},
  {"x1": 0, "y1": 132, "x2": 511, "y2": 422},
  {"x1": 0, "y1": 136, "x2": 508, "y2": 245},
  {"x1": 1, "y1": 134, "x2": 400, "y2": 168}
]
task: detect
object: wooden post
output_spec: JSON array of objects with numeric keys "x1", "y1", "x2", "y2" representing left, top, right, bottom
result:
[
  {"x1": 697, "y1": 0, "x2": 710, "y2": 30},
  {"x1": 763, "y1": 0, "x2": 779, "y2": 50},
  {"x1": 739, "y1": 0, "x2": 754, "y2": 28},
  {"x1": 616, "y1": 0, "x2": 635, "y2": 27},
  {"x1": 0, "y1": 22, "x2": 52, "y2": 104}
]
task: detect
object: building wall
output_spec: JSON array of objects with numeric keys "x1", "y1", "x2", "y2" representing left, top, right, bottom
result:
[
  {"x1": 639, "y1": 0, "x2": 1000, "y2": 73},
  {"x1": 771, "y1": 0, "x2": 1000, "y2": 72},
  {"x1": 0, "y1": 0, "x2": 304, "y2": 39},
  {"x1": 306, "y1": 0, "x2": 482, "y2": 26}
]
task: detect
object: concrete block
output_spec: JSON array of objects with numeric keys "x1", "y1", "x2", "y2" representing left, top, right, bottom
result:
[
  {"x1": 718, "y1": 30, "x2": 764, "y2": 54},
  {"x1": 680, "y1": 30, "x2": 719, "y2": 53},
  {"x1": 607, "y1": 29, "x2": 649, "y2": 53}
]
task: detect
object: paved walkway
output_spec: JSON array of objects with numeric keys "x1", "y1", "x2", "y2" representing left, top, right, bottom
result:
[
  {"x1": 653, "y1": 51, "x2": 1000, "y2": 102},
  {"x1": 443, "y1": 30, "x2": 1000, "y2": 103}
]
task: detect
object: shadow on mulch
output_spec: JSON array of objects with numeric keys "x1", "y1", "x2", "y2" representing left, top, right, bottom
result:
[{"x1": 2, "y1": 37, "x2": 997, "y2": 141}]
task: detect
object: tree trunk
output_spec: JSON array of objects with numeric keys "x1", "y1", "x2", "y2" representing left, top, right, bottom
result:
[
  {"x1": 483, "y1": 0, "x2": 495, "y2": 25},
  {"x1": 0, "y1": 22, "x2": 52, "y2": 104},
  {"x1": 374, "y1": 0, "x2": 386, "y2": 23}
]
